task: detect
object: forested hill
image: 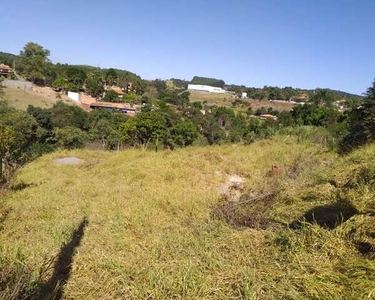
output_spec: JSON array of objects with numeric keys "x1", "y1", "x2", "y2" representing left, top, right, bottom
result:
[
  {"x1": 173, "y1": 76, "x2": 363, "y2": 100},
  {"x1": 0, "y1": 50, "x2": 363, "y2": 100},
  {"x1": 63, "y1": 65, "x2": 141, "y2": 82},
  {"x1": 191, "y1": 76, "x2": 226, "y2": 88},
  {"x1": 314, "y1": 89, "x2": 364, "y2": 100},
  {"x1": 0, "y1": 51, "x2": 18, "y2": 67},
  {"x1": 0, "y1": 51, "x2": 141, "y2": 84}
]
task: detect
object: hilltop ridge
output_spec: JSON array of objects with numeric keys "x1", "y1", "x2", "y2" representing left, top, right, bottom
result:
[{"x1": 0, "y1": 51, "x2": 363, "y2": 100}]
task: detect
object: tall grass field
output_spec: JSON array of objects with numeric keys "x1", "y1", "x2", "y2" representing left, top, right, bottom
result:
[{"x1": 1, "y1": 138, "x2": 375, "y2": 299}]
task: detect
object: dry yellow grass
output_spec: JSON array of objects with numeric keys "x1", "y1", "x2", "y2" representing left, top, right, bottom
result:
[
  {"x1": 189, "y1": 91, "x2": 235, "y2": 107},
  {"x1": 189, "y1": 91, "x2": 295, "y2": 112},
  {"x1": 247, "y1": 99, "x2": 296, "y2": 112},
  {"x1": 2, "y1": 87, "x2": 54, "y2": 110},
  {"x1": 2, "y1": 87, "x2": 74, "y2": 110},
  {"x1": 1, "y1": 139, "x2": 374, "y2": 299}
]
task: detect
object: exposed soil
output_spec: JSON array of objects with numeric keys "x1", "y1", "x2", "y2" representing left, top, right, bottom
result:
[
  {"x1": 218, "y1": 174, "x2": 245, "y2": 202},
  {"x1": 31, "y1": 86, "x2": 73, "y2": 102},
  {"x1": 54, "y1": 157, "x2": 84, "y2": 165}
]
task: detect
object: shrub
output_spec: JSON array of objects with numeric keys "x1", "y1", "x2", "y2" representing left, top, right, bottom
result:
[
  {"x1": 103, "y1": 90, "x2": 120, "y2": 102},
  {"x1": 51, "y1": 127, "x2": 88, "y2": 149}
]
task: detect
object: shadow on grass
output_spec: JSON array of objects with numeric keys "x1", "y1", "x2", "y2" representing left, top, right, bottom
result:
[
  {"x1": 354, "y1": 241, "x2": 375, "y2": 260},
  {"x1": 0, "y1": 208, "x2": 11, "y2": 233},
  {"x1": 289, "y1": 201, "x2": 358, "y2": 230},
  {"x1": 38, "y1": 217, "x2": 88, "y2": 300},
  {"x1": 10, "y1": 182, "x2": 35, "y2": 191}
]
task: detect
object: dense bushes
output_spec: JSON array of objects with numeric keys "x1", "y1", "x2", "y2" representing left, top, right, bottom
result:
[
  {"x1": 340, "y1": 80, "x2": 375, "y2": 152},
  {"x1": 0, "y1": 102, "x2": 42, "y2": 181}
]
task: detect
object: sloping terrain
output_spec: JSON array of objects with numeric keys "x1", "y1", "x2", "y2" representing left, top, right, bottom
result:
[
  {"x1": 2, "y1": 86, "x2": 73, "y2": 110},
  {"x1": 189, "y1": 91, "x2": 295, "y2": 111},
  {"x1": 1, "y1": 139, "x2": 375, "y2": 299}
]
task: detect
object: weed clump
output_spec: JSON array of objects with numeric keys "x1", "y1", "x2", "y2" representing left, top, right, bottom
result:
[
  {"x1": 211, "y1": 188, "x2": 279, "y2": 229},
  {"x1": 0, "y1": 260, "x2": 38, "y2": 300}
]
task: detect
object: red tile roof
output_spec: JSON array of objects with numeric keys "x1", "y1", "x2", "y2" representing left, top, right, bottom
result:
[
  {"x1": 0, "y1": 64, "x2": 12, "y2": 70},
  {"x1": 90, "y1": 102, "x2": 136, "y2": 111}
]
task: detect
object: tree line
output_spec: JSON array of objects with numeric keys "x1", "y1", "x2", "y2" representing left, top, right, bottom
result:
[
  {"x1": 1, "y1": 42, "x2": 374, "y2": 182},
  {"x1": 1, "y1": 77, "x2": 374, "y2": 182},
  {"x1": 1, "y1": 43, "x2": 362, "y2": 105}
]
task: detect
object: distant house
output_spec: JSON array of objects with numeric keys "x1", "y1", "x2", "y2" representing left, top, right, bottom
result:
[
  {"x1": 250, "y1": 114, "x2": 278, "y2": 121},
  {"x1": 292, "y1": 93, "x2": 309, "y2": 102},
  {"x1": 105, "y1": 85, "x2": 131, "y2": 96},
  {"x1": 106, "y1": 86, "x2": 125, "y2": 96},
  {"x1": 335, "y1": 99, "x2": 346, "y2": 111},
  {"x1": 259, "y1": 114, "x2": 278, "y2": 121},
  {"x1": 90, "y1": 102, "x2": 138, "y2": 115},
  {"x1": 0, "y1": 64, "x2": 12, "y2": 77},
  {"x1": 187, "y1": 84, "x2": 226, "y2": 94}
]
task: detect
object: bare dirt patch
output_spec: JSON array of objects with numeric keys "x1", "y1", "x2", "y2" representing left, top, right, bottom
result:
[
  {"x1": 54, "y1": 157, "x2": 84, "y2": 165},
  {"x1": 31, "y1": 86, "x2": 71, "y2": 103},
  {"x1": 219, "y1": 174, "x2": 245, "y2": 201}
]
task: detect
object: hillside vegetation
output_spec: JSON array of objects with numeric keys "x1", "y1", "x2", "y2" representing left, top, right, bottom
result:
[
  {"x1": 1, "y1": 47, "x2": 362, "y2": 103},
  {"x1": 1, "y1": 138, "x2": 375, "y2": 299},
  {"x1": 189, "y1": 91, "x2": 296, "y2": 111}
]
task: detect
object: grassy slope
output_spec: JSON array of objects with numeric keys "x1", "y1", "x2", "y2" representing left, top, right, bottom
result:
[
  {"x1": 189, "y1": 91, "x2": 236, "y2": 107},
  {"x1": 189, "y1": 91, "x2": 295, "y2": 112},
  {"x1": 2, "y1": 87, "x2": 55, "y2": 110},
  {"x1": 2, "y1": 87, "x2": 75, "y2": 111},
  {"x1": 1, "y1": 139, "x2": 375, "y2": 299}
]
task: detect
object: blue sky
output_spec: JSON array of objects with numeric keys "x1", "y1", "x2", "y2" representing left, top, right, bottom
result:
[{"x1": 2, "y1": 0, "x2": 375, "y2": 94}]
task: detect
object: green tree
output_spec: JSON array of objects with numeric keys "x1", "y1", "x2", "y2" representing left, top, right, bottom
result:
[
  {"x1": 143, "y1": 86, "x2": 158, "y2": 100},
  {"x1": 90, "y1": 118, "x2": 122, "y2": 150},
  {"x1": 213, "y1": 107, "x2": 235, "y2": 128},
  {"x1": 228, "y1": 114, "x2": 248, "y2": 142},
  {"x1": 103, "y1": 90, "x2": 120, "y2": 102},
  {"x1": 105, "y1": 68, "x2": 118, "y2": 86},
  {"x1": 121, "y1": 112, "x2": 167, "y2": 150},
  {"x1": 133, "y1": 80, "x2": 146, "y2": 95},
  {"x1": 52, "y1": 67, "x2": 87, "y2": 93},
  {"x1": 190, "y1": 102, "x2": 203, "y2": 110},
  {"x1": 50, "y1": 101, "x2": 89, "y2": 130},
  {"x1": 0, "y1": 101, "x2": 43, "y2": 179},
  {"x1": 122, "y1": 93, "x2": 139, "y2": 104},
  {"x1": 191, "y1": 76, "x2": 225, "y2": 88},
  {"x1": 195, "y1": 114, "x2": 226, "y2": 145},
  {"x1": 27, "y1": 106, "x2": 53, "y2": 129},
  {"x1": 51, "y1": 127, "x2": 88, "y2": 149},
  {"x1": 341, "y1": 79, "x2": 375, "y2": 152},
  {"x1": 0, "y1": 77, "x2": 4, "y2": 99},
  {"x1": 169, "y1": 121, "x2": 198, "y2": 147},
  {"x1": 159, "y1": 90, "x2": 190, "y2": 106},
  {"x1": 310, "y1": 89, "x2": 337, "y2": 107},
  {"x1": 19, "y1": 42, "x2": 51, "y2": 85},
  {"x1": 151, "y1": 79, "x2": 167, "y2": 91},
  {"x1": 179, "y1": 91, "x2": 190, "y2": 106},
  {"x1": 86, "y1": 70, "x2": 104, "y2": 98},
  {"x1": 0, "y1": 124, "x2": 15, "y2": 182}
]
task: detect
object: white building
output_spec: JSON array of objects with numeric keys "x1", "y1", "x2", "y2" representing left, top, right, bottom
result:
[
  {"x1": 68, "y1": 91, "x2": 80, "y2": 103},
  {"x1": 242, "y1": 92, "x2": 248, "y2": 99},
  {"x1": 187, "y1": 84, "x2": 226, "y2": 94}
]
